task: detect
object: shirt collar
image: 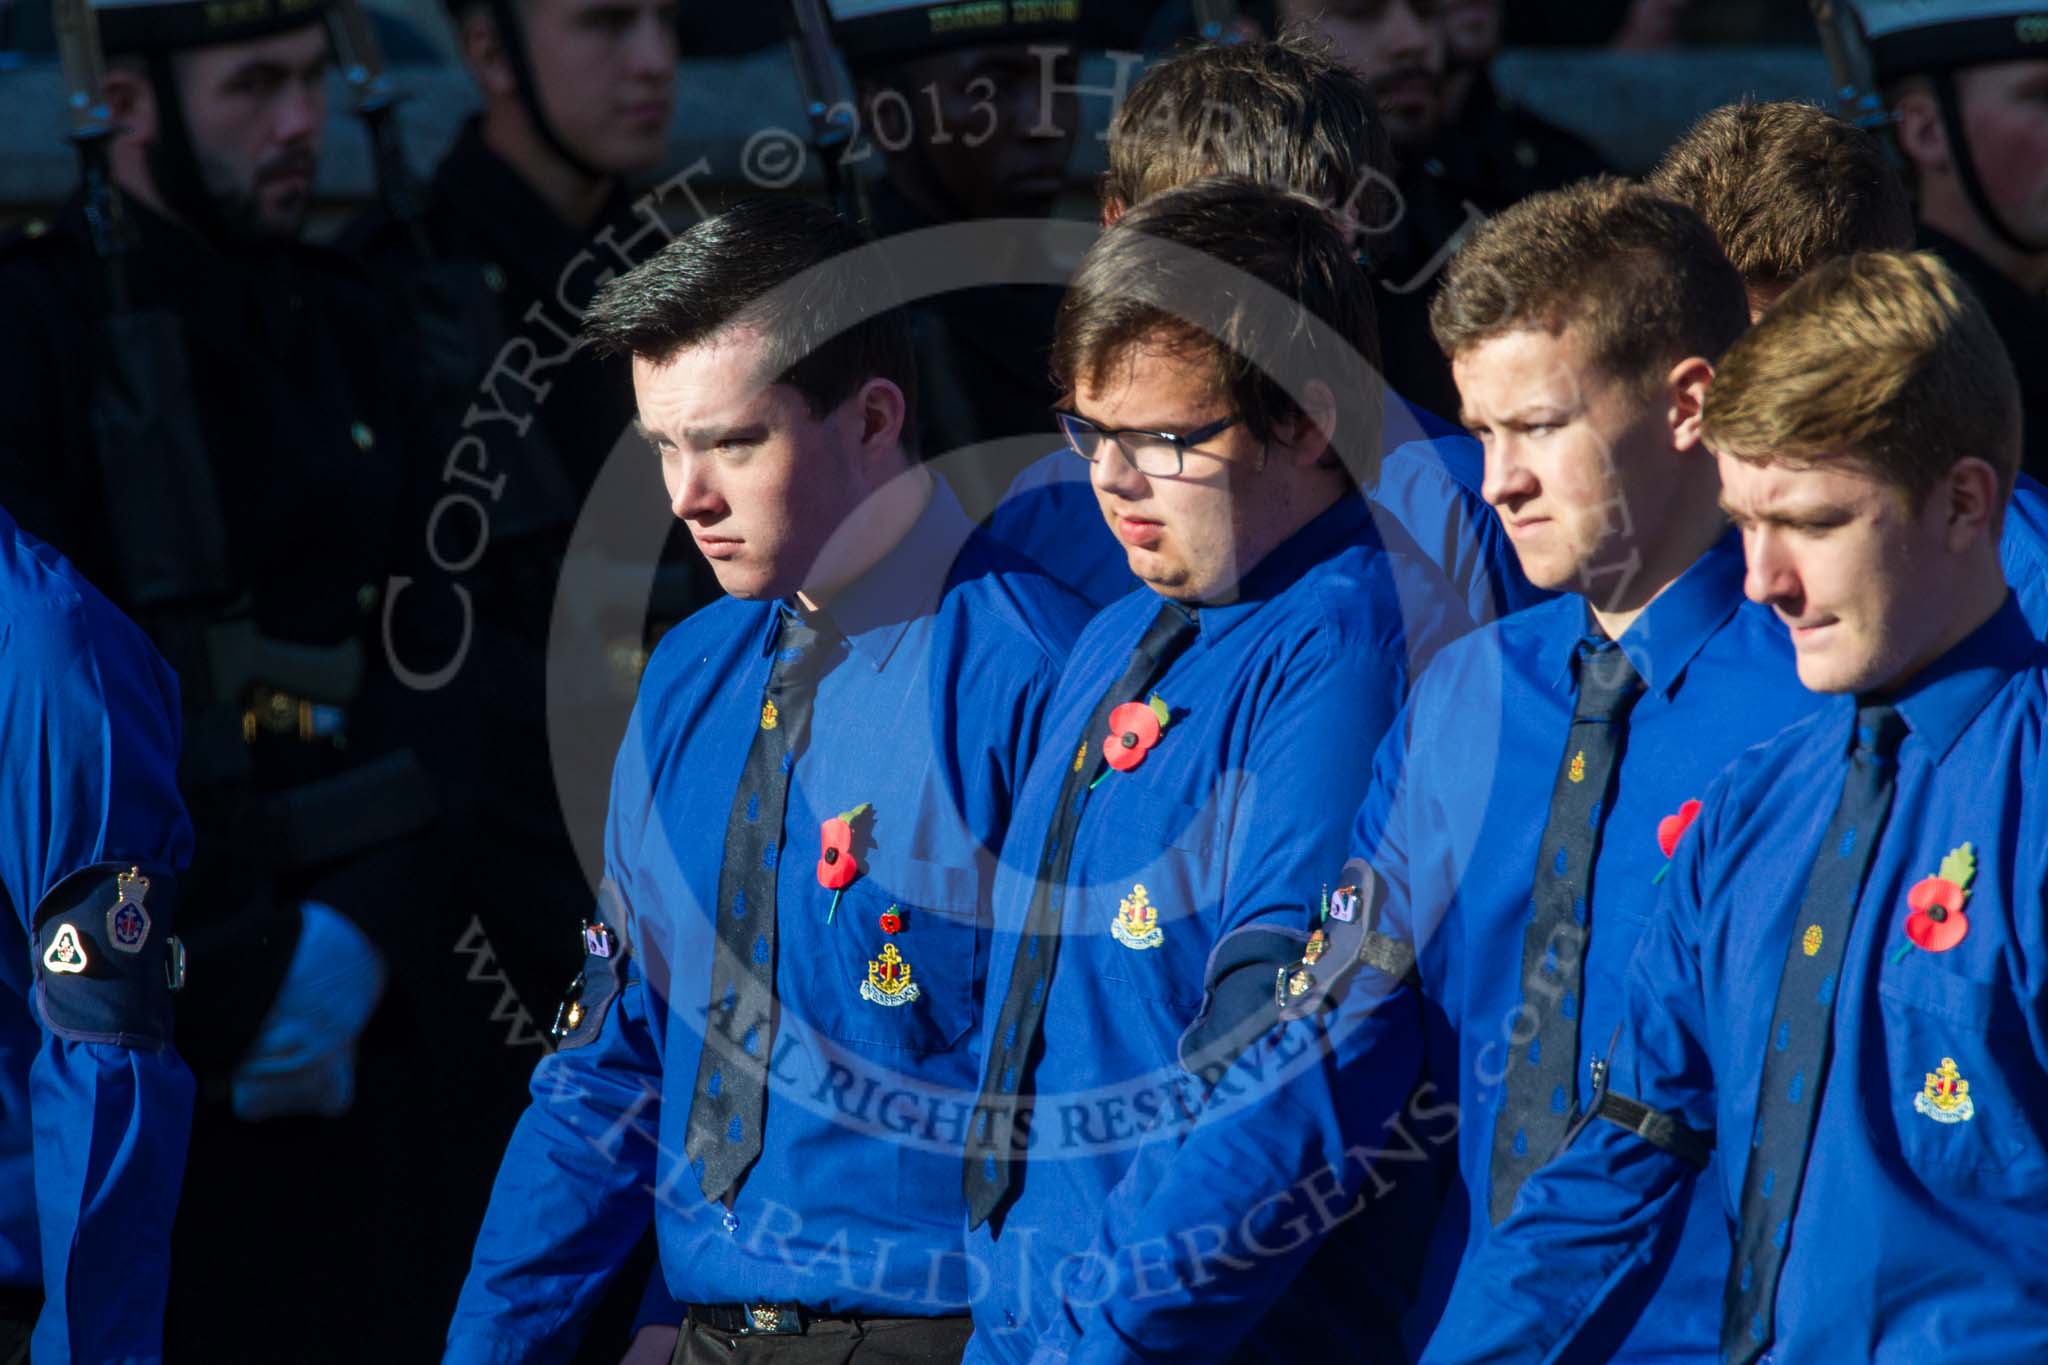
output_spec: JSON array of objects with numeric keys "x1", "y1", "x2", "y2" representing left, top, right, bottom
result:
[
  {"x1": 762, "y1": 473, "x2": 972, "y2": 673},
  {"x1": 1883, "y1": 591, "x2": 2038, "y2": 765},
  {"x1": 1542, "y1": 530, "x2": 1747, "y2": 697},
  {"x1": 1184, "y1": 492, "x2": 1374, "y2": 646}
]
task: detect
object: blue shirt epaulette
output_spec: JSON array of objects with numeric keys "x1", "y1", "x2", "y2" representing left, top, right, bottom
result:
[
  {"x1": 1423, "y1": 592, "x2": 2048, "y2": 1362},
  {"x1": 981, "y1": 430, "x2": 1544, "y2": 624}
]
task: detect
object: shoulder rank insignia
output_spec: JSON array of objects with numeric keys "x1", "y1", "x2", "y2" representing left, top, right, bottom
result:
[
  {"x1": 43, "y1": 924, "x2": 88, "y2": 975},
  {"x1": 1111, "y1": 883, "x2": 1164, "y2": 951},
  {"x1": 1567, "y1": 750, "x2": 1587, "y2": 784},
  {"x1": 1913, "y1": 1056, "x2": 1975, "y2": 1124},
  {"x1": 583, "y1": 921, "x2": 615, "y2": 960},
  {"x1": 760, "y1": 698, "x2": 780, "y2": 731},
  {"x1": 860, "y1": 942, "x2": 921, "y2": 1006},
  {"x1": 107, "y1": 867, "x2": 152, "y2": 953}
]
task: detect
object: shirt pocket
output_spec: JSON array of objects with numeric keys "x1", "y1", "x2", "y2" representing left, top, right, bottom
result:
[
  {"x1": 1094, "y1": 794, "x2": 1225, "y2": 1011},
  {"x1": 801, "y1": 856, "x2": 984, "y2": 1058},
  {"x1": 1870, "y1": 968, "x2": 2048, "y2": 1193}
]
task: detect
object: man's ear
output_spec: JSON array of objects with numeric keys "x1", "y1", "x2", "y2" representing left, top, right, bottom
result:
[
  {"x1": 1100, "y1": 195, "x2": 1126, "y2": 229},
  {"x1": 460, "y1": 7, "x2": 517, "y2": 99},
  {"x1": 853, "y1": 377, "x2": 908, "y2": 467},
  {"x1": 103, "y1": 64, "x2": 158, "y2": 144},
  {"x1": 1276, "y1": 379, "x2": 1338, "y2": 469},
  {"x1": 1940, "y1": 455, "x2": 2002, "y2": 553},
  {"x1": 1892, "y1": 83, "x2": 1948, "y2": 178},
  {"x1": 1666, "y1": 356, "x2": 1715, "y2": 454}
]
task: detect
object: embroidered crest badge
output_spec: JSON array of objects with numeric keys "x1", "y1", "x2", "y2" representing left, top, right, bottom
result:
[
  {"x1": 860, "y1": 942, "x2": 921, "y2": 1007},
  {"x1": 107, "y1": 867, "x2": 151, "y2": 953},
  {"x1": 1567, "y1": 751, "x2": 1587, "y2": 784},
  {"x1": 43, "y1": 924, "x2": 88, "y2": 975},
  {"x1": 1801, "y1": 924, "x2": 1822, "y2": 957},
  {"x1": 583, "y1": 921, "x2": 615, "y2": 960},
  {"x1": 760, "y1": 699, "x2": 780, "y2": 731},
  {"x1": 1913, "y1": 1056, "x2": 1975, "y2": 1123},
  {"x1": 1111, "y1": 883, "x2": 1164, "y2": 951}
]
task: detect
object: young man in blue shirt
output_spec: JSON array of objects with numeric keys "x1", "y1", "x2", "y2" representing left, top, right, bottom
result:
[
  {"x1": 1427, "y1": 249, "x2": 2048, "y2": 1362},
  {"x1": 1332, "y1": 179, "x2": 1827, "y2": 1362},
  {"x1": 444, "y1": 198, "x2": 1092, "y2": 1364},
  {"x1": 982, "y1": 32, "x2": 1539, "y2": 625},
  {"x1": 961, "y1": 179, "x2": 1468, "y2": 1365},
  {"x1": 0, "y1": 504, "x2": 193, "y2": 1362}
]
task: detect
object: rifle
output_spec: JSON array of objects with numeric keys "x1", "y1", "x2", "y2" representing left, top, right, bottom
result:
[
  {"x1": 327, "y1": 0, "x2": 430, "y2": 252},
  {"x1": 1190, "y1": 0, "x2": 1242, "y2": 43},
  {"x1": 51, "y1": 0, "x2": 128, "y2": 309},
  {"x1": 784, "y1": 0, "x2": 859, "y2": 222},
  {"x1": 1807, "y1": 0, "x2": 1895, "y2": 152}
]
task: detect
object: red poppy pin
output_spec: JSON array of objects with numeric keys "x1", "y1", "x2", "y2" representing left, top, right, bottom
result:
[
  {"x1": 818, "y1": 802, "x2": 872, "y2": 922},
  {"x1": 1651, "y1": 799, "x2": 1702, "y2": 883},
  {"x1": 879, "y1": 906, "x2": 902, "y2": 935},
  {"x1": 1094, "y1": 696, "x2": 1173, "y2": 788},
  {"x1": 1893, "y1": 842, "x2": 1974, "y2": 962}
]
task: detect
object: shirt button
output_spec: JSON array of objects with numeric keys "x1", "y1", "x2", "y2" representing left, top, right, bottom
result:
[{"x1": 1004, "y1": 1311, "x2": 1017, "y2": 1327}]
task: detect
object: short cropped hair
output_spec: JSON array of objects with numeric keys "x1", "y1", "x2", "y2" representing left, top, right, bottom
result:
[
  {"x1": 1053, "y1": 176, "x2": 1383, "y2": 482},
  {"x1": 1701, "y1": 251, "x2": 2020, "y2": 507},
  {"x1": 1103, "y1": 28, "x2": 1395, "y2": 231},
  {"x1": 583, "y1": 198, "x2": 918, "y2": 452},
  {"x1": 1645, "y1": 100, "x2": 1914, "y2": 294},
  {"x1": 1429, "y1": 177, "x2": 1749, "y2": 395}
]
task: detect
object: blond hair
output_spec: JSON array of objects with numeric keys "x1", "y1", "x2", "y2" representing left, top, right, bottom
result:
[{"x1": 1702, "y1": 251, "x2": 2020, "y2": 505}]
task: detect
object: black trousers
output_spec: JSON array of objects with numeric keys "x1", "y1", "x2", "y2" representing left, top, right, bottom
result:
[{"x1": 671, "y1": 1316, "x2": 971, "y2": 1365}]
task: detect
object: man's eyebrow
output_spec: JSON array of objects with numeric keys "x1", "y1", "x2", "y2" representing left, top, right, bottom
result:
[{"x1": 682, "y1": 423, "x2": 770, "y2": 446}]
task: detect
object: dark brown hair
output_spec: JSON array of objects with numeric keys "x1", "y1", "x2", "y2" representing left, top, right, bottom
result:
[
  {"x1": 1104, "y1": 27, "x2": 1396, "y2": 235},
  {"x1": 1429, "y1": 177, "x2": 1749, "y2": 395},
  {"x1": 1646, "y1": 100, "x2": 1914, "y2": 295}
]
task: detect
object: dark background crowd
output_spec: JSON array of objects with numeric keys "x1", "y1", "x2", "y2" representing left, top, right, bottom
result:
[{"x1": 0, "y1": 1, "x2": 2041, "y2": 1361}]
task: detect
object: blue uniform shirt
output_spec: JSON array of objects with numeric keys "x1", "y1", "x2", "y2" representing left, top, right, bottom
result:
[
  {"x1": 964, "y1": 492, "x2": 1470, "y2": 1365},
  {"x1": 0, "y1": 506, "x2": 194, "y2": 1364},
  {"x1": 1999, "y1": 471, "x2": 2048, "y2": 634},
  {"x1": 1425, "y1": 593, "x2": 2048, "y2": 1363},
  {"x1": 447, "y1": 480, "x2": 1092, "y2": 1363},
  {"x1": 982, "y1": 435, "x2": 1542, "y2": 623},
  {"x1": 1352, "y1": 532, "x2": 1822, "y2": 1362}
]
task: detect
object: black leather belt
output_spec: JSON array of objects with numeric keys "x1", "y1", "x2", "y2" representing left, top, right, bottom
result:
[{"x1": 687, "y1": 1303, "x2": 812, "y2": 1336}]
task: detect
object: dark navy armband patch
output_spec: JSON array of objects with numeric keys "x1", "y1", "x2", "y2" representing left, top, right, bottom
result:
[
  {"x1": 1177, "y1": 925, "x2": 1305, "y2": 1081},
  {"x1": 32, "y1": 862, "x2": 179, "y2": 1050},
  {"x1": 1275, "y1": 860, "x2": 1420, "y2": 1023},
  {"x1": 550, "y1": 917, "x2": 630, "y2": 1051}
]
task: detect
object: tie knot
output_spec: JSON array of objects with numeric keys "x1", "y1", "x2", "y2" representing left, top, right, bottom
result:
[
  {"x1": 768, "y1": 609, "x2": 835, "y2": 685},
  {"x1": 1573, "y1": 639, "x2": 1642, "y2": 720},
  {"x1": 1853, "y1": 704, "x2": 1907, "y2": 763},
  {"x1": 1135, "y1": 600, "x2": 1199, "y2": 662}
]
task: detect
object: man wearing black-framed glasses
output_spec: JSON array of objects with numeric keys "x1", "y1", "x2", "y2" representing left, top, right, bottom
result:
[{"x1": 961, "y1": 178, "x2": 1469, "y2": 1365}]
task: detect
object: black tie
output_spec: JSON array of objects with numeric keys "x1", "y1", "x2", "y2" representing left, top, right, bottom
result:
[
  {"x1": 684, "y1": 608, "x2": 837, "y2": 1204},
  {"x1": 1722, "y1": 705, "x2": 1906, "y2": 1365},
  {"x1": 964, "y1": 599, "x2": 1199, "y2": 1229},
  {"x1": 1488, "y1": 637, "x2": 1644, "y2": 1223}
]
